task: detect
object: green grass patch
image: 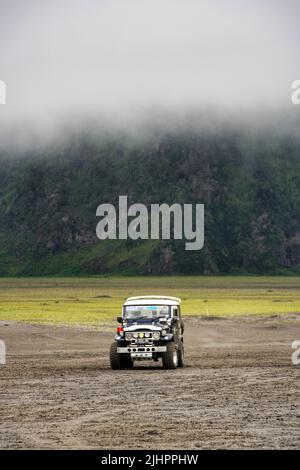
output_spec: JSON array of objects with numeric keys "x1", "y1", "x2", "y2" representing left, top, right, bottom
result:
[{"x1": 0, "y1": 276, "x2": 300, "y2": 327}]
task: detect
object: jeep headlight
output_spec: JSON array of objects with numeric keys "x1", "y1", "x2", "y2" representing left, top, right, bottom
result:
[
  {"x1": 152, "y1": 332, "x2": 160, "y2": 340},
  {"x1": 161, "y1": 329, "x2": 167, "y2": 336},
  {"x1": 145, "y1": 332, "x2": 151, "y2": 338},
  {"x1": 133, "y1": 332, "x2": 139, "y2": 339},
  {"x1": 138, "y1": 332, "x2": 145, "y2": 338},
  {"x1": 125, "y1": 332, "x2": 133, "y2": 340}
]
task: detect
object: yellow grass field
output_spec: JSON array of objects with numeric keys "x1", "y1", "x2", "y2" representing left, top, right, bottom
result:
[{"x1": 0, "y1": 276, "x2": 300, "y2": 328}]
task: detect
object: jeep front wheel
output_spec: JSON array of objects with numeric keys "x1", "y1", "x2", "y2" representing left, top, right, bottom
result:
[
  {"x1": 178, "y1": 343, "x2": 184, "y2": 367},
  {"x1": 110, "y1": 342, "x2": 123, "y2": 369},
  {"x1": 162, "y1": 343, "x2": 178, "y2": 369}
]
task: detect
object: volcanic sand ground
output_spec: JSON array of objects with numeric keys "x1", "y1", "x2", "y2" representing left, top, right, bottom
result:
[{"x1": 0, "y1": 316, "x2": 299, "y2": 449}]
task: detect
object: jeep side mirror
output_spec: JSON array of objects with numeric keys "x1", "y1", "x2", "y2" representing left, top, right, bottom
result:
[{"x1": 117, "y1": 316, "x2": 123, "y2": 323}]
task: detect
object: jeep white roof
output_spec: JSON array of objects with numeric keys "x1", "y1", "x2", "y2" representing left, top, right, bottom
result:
[{"x1": 124, "y1": 295, "x2": 181, "y2": 306}]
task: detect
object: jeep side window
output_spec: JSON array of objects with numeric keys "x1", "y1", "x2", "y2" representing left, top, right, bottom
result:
[{"x1": 173, "y1": 307, "x2": 178, "y2": 318}]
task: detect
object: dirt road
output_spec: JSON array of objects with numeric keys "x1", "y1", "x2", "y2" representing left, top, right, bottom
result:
[{"x1": 0, "y1": 316, "x2": 299, "y2": 449}]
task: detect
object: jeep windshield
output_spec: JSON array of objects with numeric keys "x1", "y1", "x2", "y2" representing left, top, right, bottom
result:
[{"x1": 123, "y1": 305, "x2": 170, "y2": 320}]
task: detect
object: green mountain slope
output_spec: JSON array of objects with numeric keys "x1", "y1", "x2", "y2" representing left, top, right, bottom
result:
[{"x1": 1, "y1": 130, "x2": 300, "y2": 275}]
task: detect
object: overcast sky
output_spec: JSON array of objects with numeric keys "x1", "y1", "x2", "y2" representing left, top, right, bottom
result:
[{"x1": 0, "y1": 0, "x2": 299, "y2": 144}]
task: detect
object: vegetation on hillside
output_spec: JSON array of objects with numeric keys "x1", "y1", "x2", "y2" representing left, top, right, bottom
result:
[{"x1": 1, "y1": 129, "x2": 300, "y2": 275}]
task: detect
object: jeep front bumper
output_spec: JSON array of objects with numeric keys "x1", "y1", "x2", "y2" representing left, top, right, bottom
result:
[{"x1": 117, "y1": 345, "x2": 167, "y2": 359}]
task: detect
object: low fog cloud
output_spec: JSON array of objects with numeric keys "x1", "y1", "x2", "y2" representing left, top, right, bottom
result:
[{"x1": 0, "y1": 0, "x2": 300, "y2": 147}]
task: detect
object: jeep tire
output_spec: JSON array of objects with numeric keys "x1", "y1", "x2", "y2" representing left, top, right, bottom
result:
[
  {"x1": 177, "y1": 342, "x2": 184, "y2": 367},
  {"x1": 109, "y1": 342, "x2": 134, "y2": 370},
  {"x1": 162, "y1": 342, "x2": 178, "y2": 369}
]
